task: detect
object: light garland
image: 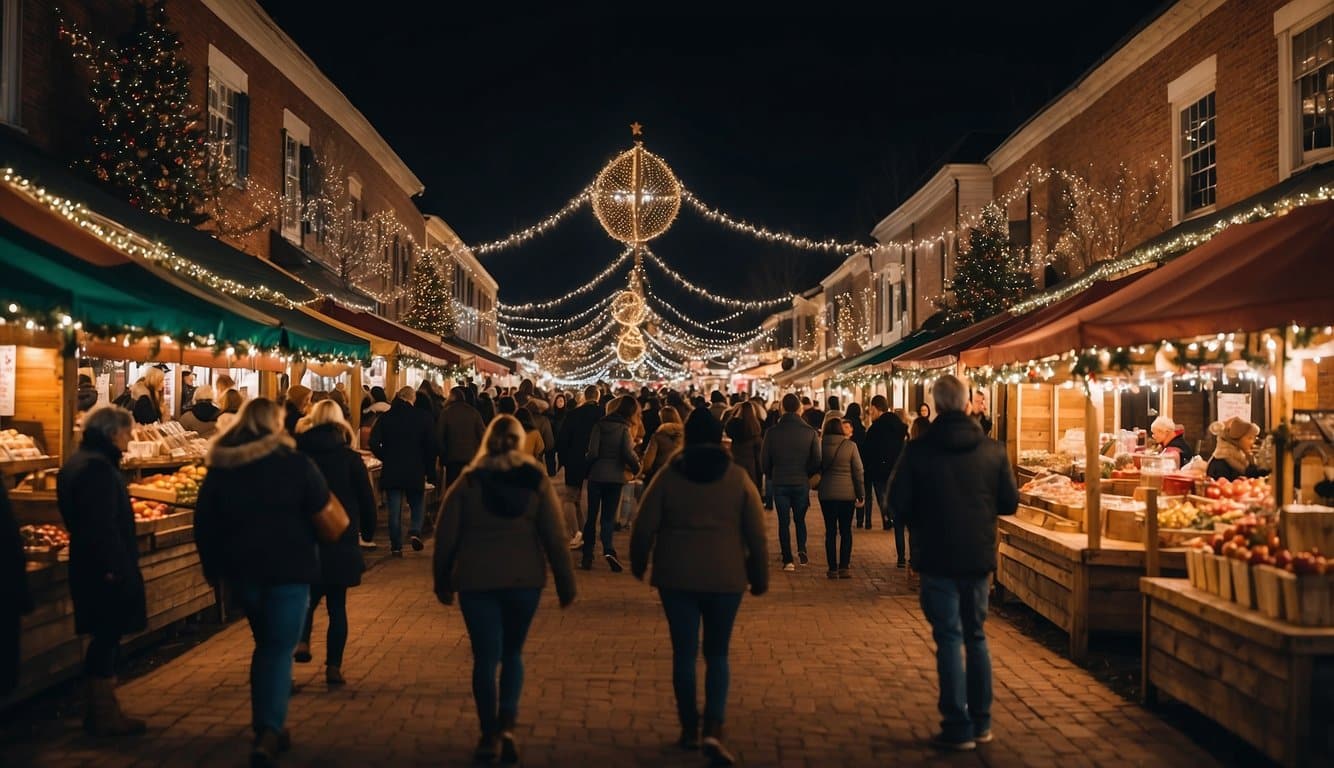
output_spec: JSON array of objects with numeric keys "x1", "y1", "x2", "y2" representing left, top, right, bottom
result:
[
  {"x1": 497, "y1": 249, "x2": 632, "y2": 312},
  {"x1": 643, "y1": 249, "x2": 793, "y2": 310},
  {"x1": 681, "y1": 187, "x2": 866, "y2": 253},
  {"x1": 471, "y1": 186, "x2": 592, "y2": 255}
]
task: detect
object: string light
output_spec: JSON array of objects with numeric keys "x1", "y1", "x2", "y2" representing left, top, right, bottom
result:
[
  {"x1": 497, "y1": 249, "x2": 632, "y2": 312},
  {"x1": 471, "y1": 186, "x2": 591, "y2": 255},
  {"x1": 591, "y1": 144, "x2": 681, "y2": 244},
  {"x1": 643, "y1": 249, "x2": 793, "y2": 310},
  {"x1": 681, "y1": 187, "x2": 866, "y2": 253}
]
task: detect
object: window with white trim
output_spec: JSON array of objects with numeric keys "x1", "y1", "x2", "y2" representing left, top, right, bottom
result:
[
  {"x1": 1168, "y1": 56, "x2": 1217, "y2": 222},
  {"x1": 1276, "y1": 1, "x2": 1334, "y2": 176},
  {"x1": 280, "y1": 110, "x2": 310, "y2": 243},
  {"x1": 0, "y1": 0, "x2": 21, "y2": 126},
  {"x1": 206, "y1": 47, "x2": 248, "y2": 183}
]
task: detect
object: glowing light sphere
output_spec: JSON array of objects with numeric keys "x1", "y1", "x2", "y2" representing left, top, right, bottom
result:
[
  {"x1": 610, "y1": 289, "x2": 647, "y2": 326},
  {"x1": 591, "y1": 144, "x2": 681, "y2": 244},
  {"x1": 616, "y1": 326, "x2": 646, "y2": 365}
]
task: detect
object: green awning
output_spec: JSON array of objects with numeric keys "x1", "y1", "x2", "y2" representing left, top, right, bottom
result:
[
  {"x1": 240, "y1": 298, "x2": 370, "y2": 362},
  {"x1": 835, "y1": 330, "x2": 941, "y2": 373}
]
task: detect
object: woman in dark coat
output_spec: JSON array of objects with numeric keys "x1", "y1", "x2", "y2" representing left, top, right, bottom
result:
[
  {"x1": 844, "y1": 402, "x2": 867, "y2": 447},
  {"x1": 292, "y1": 401, "x2": 371, "y2": 686},
  {"x1": 283, "y1": 384, "x2": 313, "y2": 435},
  {"x1": 129, "y1": 366, "x2": 165, "y2": 425},
  {"x1": 1, "y1": 482, "x2": 34, "y2": 697},
  {"x1": 723, "y1": 402, "x2": 763, "y2": 491},
  {"x1": 57, "y1": 406, "x2": 147, "y2": 736}
]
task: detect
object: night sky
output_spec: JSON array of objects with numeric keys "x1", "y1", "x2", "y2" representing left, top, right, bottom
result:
[{"x1": 258, "y1": 3, "x2": 1166, "y2": 326}]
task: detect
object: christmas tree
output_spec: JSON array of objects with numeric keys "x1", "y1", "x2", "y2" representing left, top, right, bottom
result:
[
  {"x1": 59, "y1": 1, "x2": 209, "y2": 224},
  {"x1": 404, "y1": 252, "x2": 455, "y2": 337},
  {"x1": 934, "y1": 204, "x2": 1035, "y2": 326}
]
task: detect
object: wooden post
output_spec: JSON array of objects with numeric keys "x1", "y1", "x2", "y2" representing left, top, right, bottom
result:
[
  {"x1": 1086, "y1": 390, "x2": 1102, "y2": 551},
  {"x1": 1160, "y1": 374, "x2": 1173, "y2": 421},
  {"x1": 1069, "y1": 562, "x2": 1089, "y2": 661},
  {"x1": 349, "y1": 365, "x2": 363, "y2": 440},
  {"x1": 60, "y1": 352, "x2": 77, "y2": 460},
  {"x1": 1140, "y1": 592, "x2": 1157, "y2": 706},
  {"x1": 1145, "y1": 488, "x2": 1160, "y2": 578}
]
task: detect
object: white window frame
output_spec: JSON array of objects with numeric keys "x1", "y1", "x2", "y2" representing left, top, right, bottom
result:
[
  {"x1": 281, "y1": 110, "x2": 309, "y2": 244},
  {"x1": 1276, "y1": 0, "x2": 1334, "y2": 179},
  {"x1": 0, "y1": 0, "x2": 22, "y2": 127},
  {"x1": 206, "y1": 46, "x2": 247, "y2": 186},
  {"x1": 1168, "y1": 56, "x2": 1217, "y2": 223}
]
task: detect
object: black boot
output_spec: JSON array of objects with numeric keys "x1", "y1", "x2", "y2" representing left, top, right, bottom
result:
[
  {"x1": 473, "y1": 732, "x2": 500, "y2": 763},
  {"x1": 678, "y1": 710, "x2": 700, "y2": 750},
  {"x1": 498, "y1": 711, "x2": 519, "y2": 764},
  {"x1": 701, "y1": 718, "x2": 736, "y2": 766}
]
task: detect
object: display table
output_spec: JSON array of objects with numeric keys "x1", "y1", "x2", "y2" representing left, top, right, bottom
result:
[
  {"x1": 996, "y1": 515, "x2": 1186, "y2": 659},
  {"x1": 1140, "y1": 577, "x2": 1334, "y2": 767}
]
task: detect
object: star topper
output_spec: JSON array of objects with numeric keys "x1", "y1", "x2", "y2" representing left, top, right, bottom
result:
[{"x1": 630, "y1": 121, "x2": 643, "y2": 137}]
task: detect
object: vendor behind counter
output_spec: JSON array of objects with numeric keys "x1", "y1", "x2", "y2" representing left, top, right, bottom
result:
[
  {"x1": 1150, "y1": 415, "x2": 1195, "y2": 465},
  {"x1": 1205, "y1": 416, "x2": 1270, "y2": 481}
]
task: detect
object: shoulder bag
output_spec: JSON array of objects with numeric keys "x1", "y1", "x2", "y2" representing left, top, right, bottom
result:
[
  {"x1": 810, "y1": 441, "x2": 848, "y2": 491},
  {"x1": 312, "y1": 493, "x2": 350, "y2": 544}
]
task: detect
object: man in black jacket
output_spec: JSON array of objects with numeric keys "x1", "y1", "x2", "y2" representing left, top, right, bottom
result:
[
  {"x1": 369, "y1": 387, "x2": 438, "y2": 556},
  {"x1": 889, "y1": 375, "x2": 1017, "y2": 752},
  {"x1": 862, "y1": 395, "x2": 909, "y2": 540},
  {"x1": 554, "y1": 385, "x2": 603, "y2": 549}
]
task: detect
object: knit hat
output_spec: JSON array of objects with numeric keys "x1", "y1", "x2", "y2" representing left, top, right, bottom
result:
[
  {"x1": 684, "y1": 407, "x2": 723, "y2": 446},
  {"x1": 1210, "y1": 416, "x2": 1259, "y2": 443},
  {"x1": 193, "y1": 385, "x2": 215, "y2": 402}
]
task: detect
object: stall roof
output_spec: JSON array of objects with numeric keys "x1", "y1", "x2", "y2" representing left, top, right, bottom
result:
[
  {"x1": 442, "y1": 334, "x2": 517, "y2": 374},
  {"x1": 316, "y1": 300, "x2": 461, "y2": 365},
  {"x1": 985, "y1": 200, "x2": 1334, "y2": 366},
  {"x1": 894, "y1": 311, "x2": 1032, "y2": 370},
  {"x1": 835, "y1": 330, "x2": 940, "y2": 374}
]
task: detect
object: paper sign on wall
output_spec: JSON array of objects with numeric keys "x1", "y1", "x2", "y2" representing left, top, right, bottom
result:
[
  {"x1": 1216, "y1": 392, "x2": 1251, "y2": 425},
  {"x1": 0, "y1": 345, "x2": 14, "y2": 416},
  {"x1": 96, "y1": 373, "x2": 111, "y2": 411}
]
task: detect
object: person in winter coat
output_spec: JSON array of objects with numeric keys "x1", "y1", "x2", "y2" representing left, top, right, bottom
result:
[
  {"x1": 128, "y1": 366, "x2": 165, "y2": 424},
  {"x1": 889, "y1": 375, "x2": 1017, "y2": 751},
  {"x1": 760, "y1": 394, "x2": 821, "y2": 571},
  {"x1": 215, "y1": 389, "x2": 245, "y2": 438},
  {"x1": 515, "y1": 408, "x2": 545, "y2": 461},
  {"x1": 581, "y1": 395, "x2": 641, "y2": 572},
  {"x1": 416, "y1": 381, "x2": 442, "y2": 423},
  {"x1": 477, "y1": 392, "x2": 497, "y2": 425},
  {"x1": 844, "y1": 402, "x2": 867, "y2": 448},
  {"x1": 724, "y1": 401, "x2": 763, "y2": 491},
  {"x1": 76, "y1": 373, "x2": 99, "y2": 413},
  {"x1": 631, "y1": 408, "x2": 768, "y2": 766},
  {"x1": 911, "y1": 402, "x2": 932, "y2": 441},
  {"x1": 292, "y1": 402, "x2": 371, "y2": 686},
  {"x1": 549, "y1": 392, "x2": 570, "y2": 448},
  {"x1": 555, "y1": 386, "x2": 603, "y2": 549},
  {"x1": 368, "y1": 387, "x2": 438, "y2": 556},
  {"x1": 1206, "y1": 417, "x2": 1269, "y2": 481},
  {"x1": 438, "y1": 386, "x2": 487, "y2": 490},
  {"x1": 178, "y1": 385, "x2": 222, "y2": 438},
  {"x1": 283, "y1": 385, "x2": 313, "y2": 435},
  {"x1": 1150, "y1": 416, "x2": 1195, "y2": 466},
  {"x1": 640, "y1": 395, "x2": 662, "y2": 450},
  {"x1": 1, "y1": 482, "x2": 32, "y2": 697},
  {"x1": 863, "y1": 395, "x2": 909, "y2": 541},
  {"x1": 525, "y1": 397, "x2": 557, "y2": 476},
  {"x1": 433, "y1": 415, "x2": 576, "y2": 765},
  {"x1": 640, "y1": 405, "x2": 684, "y2": 481},
  {"x1": 57, "y1": 406, "x2": 147, "y2": 736},
  {"x1": 818, "y1": 417, "x2": 865, "y2": 579},
  {"x1": 195, "y1": 397, "x2": 335, "y2": 765},
  {"x1": 825, "y1": 395, "x2": 844, "y2": 421}
]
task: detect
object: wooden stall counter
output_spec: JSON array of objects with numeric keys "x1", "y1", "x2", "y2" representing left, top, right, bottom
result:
[
  {"x1": 1141, "y1": 577, "x2": 1334, "y2": 768},
  {"x1": 996, "y1": 515, "x2": 1186, "y2": 660}
]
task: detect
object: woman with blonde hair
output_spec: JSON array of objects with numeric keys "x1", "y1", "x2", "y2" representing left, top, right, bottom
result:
[
  {"x1": 215, "y1": 389, "x2": 245, "y2": 437},
  {"x1": 1206, "y1": 416, "x2": 1269, "y2": 481},
  {"x1": 433, "y1": 415, "x2": 576, "y2": 764},
  {"x1": 641, "y1": 405, "x2": 684, "y2": 481},
  {"x1": 291, "y1": 401, "x2": 371, "y2": 686},
  {"x1": 129, "y1": 366, "x2": 166, "y2": 424},
  {"x1": 283, "y1": 385, "x2": 313, "y2": 435}
]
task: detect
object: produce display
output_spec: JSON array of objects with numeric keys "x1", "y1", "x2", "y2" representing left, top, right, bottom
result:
[
  {"x1": 1200, "y1": 476, "x2": 1273, "y2": 507},
  {"x1": 1156, "y1": 497, "x2": 1247, "y2": 531},
  {"x1": 1018, "y1": 450, "x2": 1074, "y2": 474},
  {"x1": 1189, "y1": 514, "x2": 1279, "y2": 562},
  {"x1": 128, "y1": 464, "x2": 205, "y2": 505},
  {"x1": 0, "y1": 429, "x2": 46, "y2": 461},
  {"x1": 1019, "y1": 473, "x2": 1086, "y2": 508},
  {"x1": 131, "y1": 498, "x2": 173, "y2": 521},
  {"x1": 20, "y1": 523, "x2": 69, "y2": 549},
  {"x1": 124, "y1": 422, "x2": 209, "y2": 462}
]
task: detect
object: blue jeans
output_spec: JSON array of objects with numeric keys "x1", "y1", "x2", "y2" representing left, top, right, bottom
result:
[
  {"x1": 659, "y1": 590, "x2": 743, "y2": 726},
  {"x1": 582, "y1": 481, "x2": 623, "y2": 559},
  {"x1": 919, "y1": 575, "x2": 992, "y2": 741},
  {"x1": 235, "y1": 582, "x2": 310, "y2": 735},
  {"x1": 458, "y1": 588, "x2": 542, "y2": 734},
  {"x1": 385, "y1": 488, "x2": 424, "y2": 552},
  {"x1": 771, "y1": 484, "x2": 810, "y2": 564}
]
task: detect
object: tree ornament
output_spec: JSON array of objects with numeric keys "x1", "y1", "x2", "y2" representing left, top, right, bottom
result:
[
  {"x1": 616, "y1": 326, "x2": 646, "y2": 365},
  {"x1": 610, "y1": 289, "x2": 646, "y2": 326},
  {"x1": 591, "y1": 139, "x2": 681, "y2": 244}
]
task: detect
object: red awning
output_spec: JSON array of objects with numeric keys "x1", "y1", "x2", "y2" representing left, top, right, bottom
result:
[
  {"x1": 316, "y1": 300, "x2": 461, "y2": 364},
  {"x1": 958, "y1": 271, "x2": 1153, "y2": 368},
  {"x1": 895, "y1": 311, "x2": 1032, "y2": 370},
  {"x1": 984, "y1": 202, "x2": 1334, "y2": 366}
]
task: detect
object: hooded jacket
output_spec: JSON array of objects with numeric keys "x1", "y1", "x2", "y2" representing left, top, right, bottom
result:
[
  {"x1": 862, "y1": 412, "x2": 909, "y2": 483},
  {"x1": 368, "y1": 398, "x2": 438, "y2": 491},
  {"x1": 760, "y1": 412, "x2": 821, "y2": 487},
  {"x1": 585, "y1": 414, "x2": 640, "y2": 484},
  {"x1": 1207, "y1": 438, "x2": 1267, "y2": 481},
  {"x1": 195, "y1": 431, "x2": 331, "y2": 586},
  {"x1": 433, "y1": 452, "x2": 576, "y2": 603},
  {"x1": 630, "y1": 444, "x2": 768, "y2": 594},
  {"x1": 437, "y1": 399, "x2": 486, "y2": 465},
  {"x1": 295, "y1": 424, "x2": 370, "y2": 587},
  {"x1": 725, "y1": 413, "x2": 763, "y2": 490},
  {"x1": 889, "y1": 411, "x2": 1017, "y2": 577},
  {"x1": 641, "y1": 421, "x2": 684, "y2": 480}
]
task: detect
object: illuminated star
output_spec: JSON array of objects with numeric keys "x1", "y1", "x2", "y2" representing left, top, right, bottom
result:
[{"x1": 630, "y1": 121, "x2": 643, "y2": 137}]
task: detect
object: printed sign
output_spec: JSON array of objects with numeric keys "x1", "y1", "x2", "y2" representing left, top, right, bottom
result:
[
  {"x1": 1216, "y1": 392, "x2": 1251, "y2": 425},
  {"x1": 0, "y1": 345, "x2": 14, "y2": 416}
]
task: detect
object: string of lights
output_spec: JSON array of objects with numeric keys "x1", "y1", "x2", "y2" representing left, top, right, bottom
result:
[
  {"x1": 496, "y1": 249, "x2": 632, "y2": 312},
  {"x1": 498, "y1": 292, "x2": 618, "y2": 331},
  {"x1": 680, "y1": 188, "x2": 866, "y2": 253},
  {"x1": 471, "y1": 186, "x2": 592, "y2": 255},
  {"x1": 642, "y1": 249, "x2": 794, "y2": 310}
]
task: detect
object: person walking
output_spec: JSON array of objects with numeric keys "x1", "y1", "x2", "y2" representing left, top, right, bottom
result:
[
  {"x1": 581, "y1": 395, "x2": 640, "y2": 572},
  {"x1": 433, "y1": 415, "x2": 576, "y2": 765},
  {"x1": 631, "y1": 408, "x2": 768, "y2": 766},
  {"x1": 911, "y1": 402, "x2": 932, "y2": 441},
  {"x1": 640, "y1": 405, "x2": 684, "y2": 481},
  {"x1": 438, "y1": 385, "x2": 486, "y2": 490},
  {"x1": 863, "y1": 395, "x2": 909, "y2": 541},
  {"x1": 292, "y1": 402, "x2": 371, "y2": 687},
  {"x1": 818, "y1": 416, "x2": 864, "y2": 579},
  {"x1": 524, "y1": 397, "x2": 557, "y2": 476},
  {"x1": 724, "y1": 400, "x2": 763, "y2": 492},
  {"x1": 57, "y1": 406, "x2": 147, "y2": 736},
  {"x1": 760, "y1": 394, "x2": 820, "y2": 572},
  {"x1": 554, "y1": 386, "x2": 602, "y2": 550},
  {"x1": 368, "y1": 387, "x2": 437, "y2": 556},
  {"x1": 889, "y1": 375, "x2": 1018, "y2": 751},
  {"x1": 195, "y1": 398, "x2": 343, "y2": 765},
  {"x1": 843, "y1": 402, "x2": 867, "y2": 447},
  {"x1": 515, "y1": 408, "x2": 545, "y2": 461}
]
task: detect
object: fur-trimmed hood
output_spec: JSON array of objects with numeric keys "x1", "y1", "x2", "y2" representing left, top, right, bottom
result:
[
  {"x1": 130, "y1": 380, "x2": 155, "y2": 401},
  {"x1": 207, "y1": 431, "x2": 295, "y2": 469},
  {"x1": 1210, "y1": 438, "x2": 1252, "y2": 473}
]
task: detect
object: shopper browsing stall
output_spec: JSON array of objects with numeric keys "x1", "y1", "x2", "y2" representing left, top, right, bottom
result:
[{"x1": 1205, "y1": 416, "x2": 1269, "y2": 481}]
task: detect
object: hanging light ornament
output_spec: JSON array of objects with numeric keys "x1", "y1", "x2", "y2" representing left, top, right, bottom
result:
[
  {"x1": 617, "y1": 325, "x2": 646, "y2": 365},
  {"x1": 610, "y1": 289, "x2": 647, "y2": 326},
  {"x1": 591, "y1": 130, "x2": 681, "y2": 244}
]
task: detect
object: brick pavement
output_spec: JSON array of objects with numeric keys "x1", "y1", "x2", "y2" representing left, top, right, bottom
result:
[{"x1": 4, "y1": 499, "x2": 1221, "y2": 767}]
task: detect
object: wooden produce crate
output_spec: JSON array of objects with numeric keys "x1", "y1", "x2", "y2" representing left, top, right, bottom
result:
[
  {"x1": 1185, "y1": 548, "x2": 1209, "y2": 590},
  {"x1": 1284, "y1": 505, "x2": 1334, "y2": 556},
  {"x1": 1254, "y1": 564, "x2": 1286, "y2": 620},
  {"x1": 1231, "y1": 558, "x2": 1257, "y2": 610},
  {"x1": 126, "y1": 484, "x2": 179, "y2": 504},
  {"x1": 1104, "y1": 505, "x2": 1140, "y2": 541},
  {"x1": 1276, "y1": 570, "x2": 1334, "y2": 627},
  {"x1": 133, "y1": 509, "x2": 194, "y2": 536}
]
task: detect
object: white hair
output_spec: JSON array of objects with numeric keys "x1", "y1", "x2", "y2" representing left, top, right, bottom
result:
[
  {"x1": 1151, "y1": 416, "x2": 1176, "y2": 433},
  {"x1": 931, "y1": 375, "x2": 968, "y2": 414}
]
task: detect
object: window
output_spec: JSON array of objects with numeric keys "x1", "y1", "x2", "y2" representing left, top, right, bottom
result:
[
  {"x1": 280, "y1": 110, "x2": 309, "y2": 243},
  {"x1": 1180, "y1": 93, "x2": 1217, "y2": 213},
  {"x1": 0, "y1": 0, "x2": 20, "y2": 126},
  {"x1": 206, "y1": 47, "x2": 248, "y2": 182},
  {"x1": 1276, "y1": 1, "x2": 1334, "y2": 177}
]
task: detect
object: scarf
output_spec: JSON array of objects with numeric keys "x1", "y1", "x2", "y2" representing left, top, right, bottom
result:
[{"x1": 1210, "y1": 438, "x2": 1251, "y2": 473}]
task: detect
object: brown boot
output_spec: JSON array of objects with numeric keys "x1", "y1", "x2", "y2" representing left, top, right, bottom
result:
[
  {"x1": 701, "y1": 718, "x2": 736, "y2": 766},
  {"x1": 84, "y1": 677, "x2": 146, "y2": 737}
]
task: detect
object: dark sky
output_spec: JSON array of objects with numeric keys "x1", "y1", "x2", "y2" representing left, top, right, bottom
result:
[{"x1": 259, "y1": 3, "x2": 1166, "y2": 327}]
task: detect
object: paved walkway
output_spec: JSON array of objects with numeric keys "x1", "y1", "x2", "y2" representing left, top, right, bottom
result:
[{"x1": 5, "y1": 501, "x2": 1220, "y2": 767}]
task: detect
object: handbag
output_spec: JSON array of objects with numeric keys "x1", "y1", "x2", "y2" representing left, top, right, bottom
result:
[
  {"x1": 312, "y1": 493, "x2": 350, "y2": 544},
  {"x1": 810, "y1": 441, "x2": 848, "y2": 492}
]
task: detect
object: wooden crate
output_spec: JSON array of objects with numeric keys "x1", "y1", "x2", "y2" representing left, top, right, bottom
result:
[
  {"x1": 1104, "y1": 504, "x2": 1141, "y2": 542},
  {"x1": 1284, "y1": 505, "x2": 1334, "y2": 556},
  {"x1": 1276, "y1": 570, "x2": 1334, "y2": 627},
  {"x1": 1218, "y1": 556, "x2": 1235, "y2": 602},
  {"x1": 1186, "y1": 548, "x2": 1209, "y2": 590},
  {"x1": 1253, "y1": 565, "x2": 1285, "y2": 620},
  {"x1": 1230, "y1": 558, "x2": 1256, "y2": 610},
  {"x1": 1203, "y1": 552, "x2": 1222, "y2": 594}
]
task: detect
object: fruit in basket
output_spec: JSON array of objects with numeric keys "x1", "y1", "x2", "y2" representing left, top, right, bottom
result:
[{"x1": 20, "y1": 523, "x2": 69, "y2": 548}]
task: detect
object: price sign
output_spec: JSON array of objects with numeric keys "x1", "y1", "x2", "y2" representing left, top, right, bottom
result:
[
  {"x1": 0, "y1": 345, "x2": 14, "y2": 416},
  {"x1": 1216, "y1": 392, "x2": 1251, "y2": 425}
]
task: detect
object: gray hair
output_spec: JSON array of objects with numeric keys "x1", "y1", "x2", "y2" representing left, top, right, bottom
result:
[
  {"x1": 1151, "y1": 415, "x2": 1176, "y2": 433},
  {"x1": 84, "y1": 405, "x2": 133, "y2": 442},
  {"x1": 931, "y1": 375, "x2": 968, "y2": 414}
]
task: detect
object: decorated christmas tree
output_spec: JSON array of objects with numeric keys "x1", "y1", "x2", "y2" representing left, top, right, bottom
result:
[
  {"x1": 934, "y1": 204, "x2": 1035, "y2": 326},
  {"x1": 58, "y1": 1, "x2": 209, "y2": 224},
  {"x1": 404, "y1": 252, "x2": 456, "y2": 337}
]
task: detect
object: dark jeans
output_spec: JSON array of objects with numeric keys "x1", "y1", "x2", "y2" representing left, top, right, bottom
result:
[
  {"x1": 870, "y1": 478, "x2": 892, "y2": 528},
  {"x1": 444, "y1": 461, "x2": 467, "y2": 490},
  {"x1": 458, "y1": 588, "x2": 542, "y2": 734},
  {"x1": 919, "y1": 575, "x2": 992, "y2": 741},
  {"x1": 236, "y1": 582, "x2": 310, "y2": 735},
  {"x1": 659, "y1": 590, "x2": 743, "y2": 726},
  {"x1": 821, "y1": 500, "x2": 855, "y2": 570},
  {"x1": 299, "y1": 585, "x2": 349, "y2": 667},
  {"x1": 385, "y1": 488, "x2": 424, "y2": 551},
  {"x1": 582, "y1": 480, "x2": 623, "y2": 559},
  {"x1": 895, "y1": 519, "x2": 911, "y2": 565},
  {"x1": 85, "y1": 629, "x2": 121, "y2": 679},
  {"x1": 771, "y1": 484, "x2": 809, "y2": 564}
]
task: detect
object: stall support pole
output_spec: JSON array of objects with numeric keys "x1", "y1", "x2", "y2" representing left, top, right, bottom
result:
[
  {"x1": 1160, "y1": 374, "x2": 1173, "y2": 421},
  {"x1": 350, "y1": 366, "x2": 363, "y2": 439},
  {"x1": 60, "y1": 353, "x2": 76, "y2": 459},
  {"x1": 1145, "y1": 488, "x2": 1160, "y2": 577},
  {"x1": 1085, "y1": 390, "x2": 1102, "y2": 550}
]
